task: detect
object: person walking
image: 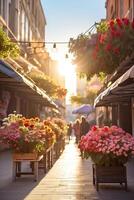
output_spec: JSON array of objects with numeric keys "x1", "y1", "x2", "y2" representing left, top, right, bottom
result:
[
  {"x1": 73, "y1": 119, "x2": 80, "y2": 144},
  {"x1": 79, "y1": 116, "x2": 89, "y2": 158},
  {"x1": 80, "y1": 116, "x2": 89, "y2": 137},
  {"x1": 67, "y1": 122, "x2": 72, "y2": 141}
]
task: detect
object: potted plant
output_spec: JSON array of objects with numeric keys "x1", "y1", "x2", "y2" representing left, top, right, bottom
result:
[{"x1": 78, "y1": 125, "x2": 134, "y2": 190}]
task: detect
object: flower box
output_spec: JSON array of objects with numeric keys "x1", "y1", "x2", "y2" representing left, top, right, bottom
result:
[
  {"x1": 92, "y1": 164, "x2": 127, "y2": 191},
  {"x1": 79, "y1": 125, "x2": 134, "y2": 191},
  {"x1": 13, "y1": 152, "x2": 38, "y2": 161}
]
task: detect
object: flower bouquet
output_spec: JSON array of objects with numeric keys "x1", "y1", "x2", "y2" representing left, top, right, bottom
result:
[{"x1": 79, "y1": 125, "x2": 134, "y2": 166}]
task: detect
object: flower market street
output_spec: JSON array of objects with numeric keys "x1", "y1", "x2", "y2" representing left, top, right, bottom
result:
[{"x1": 0, "y1": 141, "x2": 134, "y2": 200}]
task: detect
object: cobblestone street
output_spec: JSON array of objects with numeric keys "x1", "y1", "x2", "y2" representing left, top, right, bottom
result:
[{"x1": 0, "y1": 141, "x2": 134, "y2": 200}]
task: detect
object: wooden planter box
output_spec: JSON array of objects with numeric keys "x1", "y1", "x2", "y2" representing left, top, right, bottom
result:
[
  {"x1": 12, "y1": 152, "x2": 43, "y2": 181},
  {"x1": 92, "y1": 164, "x2": 127, "y2": 191},
  {"x1": 13, "y1": 152, "x2": 38, "y2": 160}
]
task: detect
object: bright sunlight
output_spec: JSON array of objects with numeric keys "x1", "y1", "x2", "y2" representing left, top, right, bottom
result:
[{"x1": 58, "y1": 57, "x2": 76, "y2": 104}]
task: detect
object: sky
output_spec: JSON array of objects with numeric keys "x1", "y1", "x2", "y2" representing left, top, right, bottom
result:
[
  {"x1": 41, "y1": 0, "x2": 106, "y2": 43},
  {"x1": 41, "y1": 0, "x2": 106, "y2": 104}
]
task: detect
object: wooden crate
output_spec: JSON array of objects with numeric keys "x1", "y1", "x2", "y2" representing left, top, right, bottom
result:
[
  {"x1": 92, "y1": 164, "x2": 127, "y2": 191},
  {"x1": 13, "y1": 153, "x2": 38, "y2": 160}
]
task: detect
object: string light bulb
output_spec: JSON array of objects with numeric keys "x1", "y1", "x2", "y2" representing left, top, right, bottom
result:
[
  {"x1": 53, "y1": 43, "x2": 56, "y2": 48},
  {"x1": 65, "y1": 54, "x2": 69, "y2": 59}
]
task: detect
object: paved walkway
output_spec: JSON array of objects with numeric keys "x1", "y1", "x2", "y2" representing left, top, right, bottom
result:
[{"x1": 0, "y1": 141, "x2": 134, "y2": 200}]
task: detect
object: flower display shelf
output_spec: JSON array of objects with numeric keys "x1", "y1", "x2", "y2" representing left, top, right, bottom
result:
[
  {"x1": 54, "y1": 138, "x2": 65, "y2": 159},
  {"x1": 92, "y1": 164, "x2": 127, "y2": 191},
  {"x1": 43, "y1": 144, "x2": 54, "y2": 173},
  {"x1": 12, "y1": 153, "x2": 44, "y2": 181},
  {"x1": 13, "y1": 153, "x2": 38, "y2": 160}
]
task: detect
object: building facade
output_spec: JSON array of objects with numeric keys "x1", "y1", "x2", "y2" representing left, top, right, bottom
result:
[
  {"x1": 0, "y1": 0, "x2": 46, "y2": 41},
  {"x1": 106, "y1": 0, "x2": 134, "y2": 20},
  {"x1": 0, "y1": 1, "x2": 58, "y2": 188},
  {"x1": 95, "y1": 1, "x2": 134, "y2": 135},
  {"x1": 0, "y1": 0, "x2": 67, "y2": 121},
  {"x1": 0, "y1": 0, "x2": 50, "y2": 74}
]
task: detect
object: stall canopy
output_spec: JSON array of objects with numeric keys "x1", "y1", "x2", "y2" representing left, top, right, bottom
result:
[
  {"x1": 0, "y1": 60, "x2": 57, "y2": 108},
  {"x1": 94, "y1": 65, "x2": 134, "y2": 107},
  {"x1": 54, "y1": 99, "x2": 65, "y2": 109},
  {"x1": 72, "y1": 104, "x2": 95, "y2": 114}
]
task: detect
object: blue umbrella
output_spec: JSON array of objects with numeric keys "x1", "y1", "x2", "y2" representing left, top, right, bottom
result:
[{"x1": 72, "y1": 104, "x2": 95, "y2": 114}]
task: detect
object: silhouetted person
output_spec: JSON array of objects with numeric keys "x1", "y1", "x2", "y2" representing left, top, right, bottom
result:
[
  {"x1": 67, "y1": 122, "x2": 72, "y2": 141},
  {"x1": 80, "y1": 116, "x2": 89, "y2": 137},
  {"x1": 73, "y1": 119, "x2": 80, "y2": 144}
]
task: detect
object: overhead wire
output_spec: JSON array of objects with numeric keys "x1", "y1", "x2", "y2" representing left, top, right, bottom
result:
[{"x1": 15, "y1": 22, "x2": 98, "y2": 46}]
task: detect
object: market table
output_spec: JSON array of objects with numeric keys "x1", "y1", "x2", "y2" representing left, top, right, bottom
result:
[{"x1": 12, "y1": 154, "x2": 44, "y2": 181}]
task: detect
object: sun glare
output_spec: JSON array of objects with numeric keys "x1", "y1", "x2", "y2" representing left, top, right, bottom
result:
[
  {"x1": 58, "y1": 58, "x2": 76, "y2": 76},
  {"x1": 58, "y1": 57, "x2": 76, "y2": 104}
]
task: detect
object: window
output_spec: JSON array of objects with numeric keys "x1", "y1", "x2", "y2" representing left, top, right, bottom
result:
[
  {"x1": 28, "y1": 27, "x2": 32, "y2": 41},
  {"x1": 115, "y1": 0, "x2": 119, "y2": 17},
  {"x1": 129, "y1": 0, "x2": 133, "y2": 20},
  {"x1": 0, "y1": 0, "x2": 2, "y2": 15},
  {"x1": 20, "y1": 8, "x2": 25, "y2": 41},
  {"x1": 120, "y1": 0, "x2": 124, "y2": 17},
  {"x1": 0, "y1": 0, "x2": 6, "y2": 18},
  {"x1": 3, "y1": 0, "x2": 6, "y2": 20},
  {"x1": 110, "y1": 5, "x2": 114, "y2": 19},
  {"x1": 132, "y1": 0, "x2": 134, "y2": 19}
]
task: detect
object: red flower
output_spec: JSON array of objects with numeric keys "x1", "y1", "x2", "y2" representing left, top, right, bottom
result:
[
  {"x1": 122, "y1": 18, "x2": 129, "y2": 26},
  {"x1": 102, "y1": 126, "x2": 109, "y2": 132},
  {"x1": 105, "y1": 44, "x2": 112, "y2": 51},
  {"x1": 116, "y1": 18, "x2": 123, "y2": 28},
  {"x1": 30, "y1": 124, "x2": 34, "y2": 129},
  {"x1": 109, "y1": 20, "x2": 116, "y2": 31},
  {"x1": 24, "y1": 122, "x2": 30, "y2": 127},
  {"x1": 113, "y1": 47, "x2": 120, "y2": 55},
  {"x1": 109, "y1": 20, "x2": 115, "y2": 27},
  {"x1": 91, "y1": 126, "x2": 98, "y2": 132}
]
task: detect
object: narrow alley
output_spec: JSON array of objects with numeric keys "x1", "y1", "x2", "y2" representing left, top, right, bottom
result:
[{"x1": 0, "y1": 141, "x2": 134, "y2": 200}]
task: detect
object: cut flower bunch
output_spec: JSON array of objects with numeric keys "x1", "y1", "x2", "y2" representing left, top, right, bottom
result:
[
  {"x1": 79, "y1": 125, "x2": 134, "y2": 166},
  {"x1": 0, "y1": 113, "x2": 55, "y2": 154}
]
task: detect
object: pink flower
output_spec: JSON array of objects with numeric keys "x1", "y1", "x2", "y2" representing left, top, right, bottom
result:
[{"x1": 78, "y1": 125, "x2": 134, "y2": 163}]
